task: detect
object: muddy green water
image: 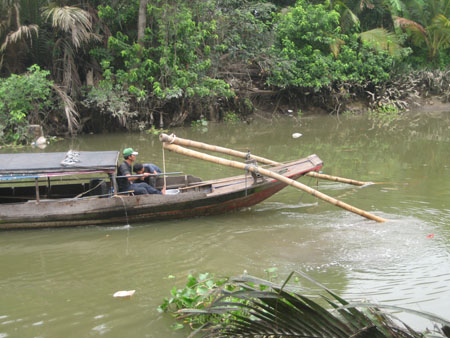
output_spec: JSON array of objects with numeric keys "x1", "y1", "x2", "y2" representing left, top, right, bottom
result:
[{"x1": 1, "y1": 113, "x2": 449, "y2": 337}]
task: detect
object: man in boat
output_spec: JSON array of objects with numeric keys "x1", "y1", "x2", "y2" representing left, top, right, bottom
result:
[
  {"x1": 133, "y1": 162, "x2": 161, "y2": 188},
  {"x1": 117, "y1": 148, "x2": 163, "y2": 195}
]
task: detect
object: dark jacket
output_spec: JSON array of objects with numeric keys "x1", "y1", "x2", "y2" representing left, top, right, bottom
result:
[{"x1": 117, "y1": 161, "x2": 132, "y2": 192}]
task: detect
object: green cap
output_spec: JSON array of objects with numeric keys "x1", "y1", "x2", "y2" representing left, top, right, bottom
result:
[{"x1": 123, "y1": 148, "x2": 138, "y2": 157}]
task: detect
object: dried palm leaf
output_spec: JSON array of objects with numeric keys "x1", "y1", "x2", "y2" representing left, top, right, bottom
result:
[
  {"x1": 330, "y1": 38, "x2": 345, "y2": 58},
  {"x1": 52, "y1": 83, "x2": 80, "y2": 135},
  {"x1": 394, "y1": 16, "x2": 427, "y2": 35},
  {"x1": 0, "y1": 24, "x2": 38, "y2": 51},
  {"x1": 42, "y1": 5, "x2": 100, "y2": 49}
]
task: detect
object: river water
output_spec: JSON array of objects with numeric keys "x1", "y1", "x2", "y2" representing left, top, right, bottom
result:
[{"x1": 1, "y1": 112, "x2": 449, "y2": 337}]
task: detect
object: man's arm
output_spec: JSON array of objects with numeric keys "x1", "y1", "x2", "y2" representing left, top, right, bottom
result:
[{"x1": 119, "y1": 162, "x2": 144, "y2": 182}]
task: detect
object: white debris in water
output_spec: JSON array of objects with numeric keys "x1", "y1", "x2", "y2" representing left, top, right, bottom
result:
[
  {"x1": 292, "y1": 133, "x2": 302, "y2": 139},
  {"x1": 113, "y1": 290, "x2": 136, "y2": 298},
  {"x1": 92, "y1": 323, "x2": 110, "y2": 335}
]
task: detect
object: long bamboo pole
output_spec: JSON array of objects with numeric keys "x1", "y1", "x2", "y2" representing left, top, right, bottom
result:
[
  {"x1": 159, "y1": 133, "x2": 280, "y2": 165},
  {"x1": 159, "y1": 133, "x2": 371, "y2": 186},
  {"x1": 161, "y1": 141, "x2": 387, "y2": 223},
  {"x1": 304, "y1": 171, "x2": 371, "y2": 186}
]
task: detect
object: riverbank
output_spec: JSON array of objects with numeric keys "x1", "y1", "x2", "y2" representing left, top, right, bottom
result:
[
  {"x1": 253, "y1": 94, "x2": 450, "y2": 121},
  {"x1": 412, "y1": 97, "x2": 450, "y2": 115}
]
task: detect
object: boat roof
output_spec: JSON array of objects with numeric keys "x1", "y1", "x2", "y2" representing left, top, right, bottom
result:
[{"x1": 0, "y1": 150, "x2": 119, "y2": 180}]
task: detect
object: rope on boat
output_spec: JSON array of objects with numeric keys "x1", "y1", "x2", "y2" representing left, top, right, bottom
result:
[
  {"x1": 73, "y1": 180, "x2": 107, "y2": 199},
  {"x1": 162, "y1": 142, "x2": 167, "y2": 192}
]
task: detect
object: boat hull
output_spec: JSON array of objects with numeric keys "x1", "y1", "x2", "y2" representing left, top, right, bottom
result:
[{"x1": 0, "y1": 155, "x2": 322, "y2": 229}]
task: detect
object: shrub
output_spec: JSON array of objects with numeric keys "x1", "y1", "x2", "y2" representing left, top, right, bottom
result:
[
  {"x1": 268, "y1": 0, "x2": 395, "y2": 90},
  {"x1": 0, "y1": 65, "x2": 53, "y2": 145}
]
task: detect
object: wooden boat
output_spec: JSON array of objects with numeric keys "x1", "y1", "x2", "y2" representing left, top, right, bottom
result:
[{"x1": 0, "y1": 150, "x2": 323, "y2": 229}]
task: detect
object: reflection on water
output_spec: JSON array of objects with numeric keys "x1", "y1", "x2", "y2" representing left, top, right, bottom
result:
[{"x1": 0, "y1": 113, "x2": 449, "y2": 337}]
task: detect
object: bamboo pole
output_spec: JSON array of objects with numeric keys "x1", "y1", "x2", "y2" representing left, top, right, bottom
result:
[
  {"x1": 159, "y1": 133, "x2": 372, "y2": 186},
  {"x1": 161, "y1": 141, "x2": 387, "y2": 223},
  {"x1": 159, "y1": 133, "x2": 279, "y2": 166},
  {"x1": 304, "y1": 171, "x2": 371, "y2": 186}
]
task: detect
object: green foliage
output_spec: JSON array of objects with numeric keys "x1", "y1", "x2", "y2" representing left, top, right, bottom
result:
[
  {"x1": 0, "y1": 65, "x2": 53, "y2": 145},
  {"x1": 223, "y1": 112, "x2": 240, "y2": 123},
  {"x1": 191, "y1": 117, "x2": 209, "y2": 132},
  {"x1": 394, "y1": 0, "x2": 450, "y2": 65},
  {"x1": 91, "y1": 0, "x2": 234, "y2": 129},
  {"x1": 162, "y1": 271, "x2": 450, "y2": 337},
  {"x1": 214, "y1": 1, "x2": 276, "y2": 60},
  {"x1": 145, "y1": 125, "x2": 168, "y2": 136},
  {"x1": 97, "y1": 3, "x2": 138, "y2": 33},
  {"x1": 1, "y1": 0, "x2": 448, "y2": 136},
  {"x1": 157, "y1": 273, "x2": 231, "y2": 330},
  {"x1": 82, "y1": 79, "x2": 136, "y2": 128},
  {"x1": 268, "y1": 0, "x2": 396, "y2": 90}
]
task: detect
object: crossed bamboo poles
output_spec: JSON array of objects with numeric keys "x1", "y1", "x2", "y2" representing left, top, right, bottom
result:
[{"x1": 159, "y1": 133, "x2": 387, "y2": 223}]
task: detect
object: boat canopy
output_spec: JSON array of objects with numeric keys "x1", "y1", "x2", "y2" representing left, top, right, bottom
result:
[{"x1": 0, "y1": 150, "x2": 119, "y2": 181}]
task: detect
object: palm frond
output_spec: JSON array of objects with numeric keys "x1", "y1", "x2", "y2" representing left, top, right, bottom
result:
[
  {"x1": 330, "y1": 38, "x2": 346, "y2": 58},
  {"x1": 432, "y1": 13, "x2": 450, "y2": 27},
  {"x1": 389, "y1": 0, "x2": 403, "y2": 14},
  {"x1": 394, "y1": 16, "x2": 429, "y2": 47},
  {"x1": 176, "y1": 272, "x2": 450, "y2": 338},
  {"x1": 0, "y1": 24, "x2": 38, "y2": 51},
  {"x1": 394, "y1": 16, "x2": 427, "y2": 35},
  {"x1": 42, "y1": 5, "x2": 99, "y2": 48},
  {"x1": 336, "y1": 1, "x2": 360, "y2": 29},
  {"x1": 341, "y1": 303, "x2": 450, "y2": 327},
  {"x1": 52, "y1": 83, "x2": 80, "y2": 135},
  {"x1": 0, "y1": 20, "x2": 9, "y2": 36},
  {"x1": 359, "y1": 28, "x2": 404, "y2": 57},
  {"x1": 430, "y1": 14, "x2": 450, "y2": 42}
]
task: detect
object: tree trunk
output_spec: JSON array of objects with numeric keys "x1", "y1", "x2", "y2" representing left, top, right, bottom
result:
[{"x1": 137, "y1": 0, "x2": 149, "y2": 45}]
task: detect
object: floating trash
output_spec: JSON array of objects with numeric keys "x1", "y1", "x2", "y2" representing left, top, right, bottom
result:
[{"x1": 113, "y1": 290, "x2": 136, "y2": 298}]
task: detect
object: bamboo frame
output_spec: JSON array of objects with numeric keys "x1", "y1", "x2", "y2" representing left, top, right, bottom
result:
[
  {"x1": 159, "y1": 133, "x2": 371, "y2": 186},
  {"x1": 161, "y1": 141, "x2": 387, "y2": 223}
]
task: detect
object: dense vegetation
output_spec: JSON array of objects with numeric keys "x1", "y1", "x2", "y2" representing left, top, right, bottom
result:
[
  {"x1": 0, "y1": 0, "x2": 449, "y2": 145},
  {"x1": 159, "y1": 271, "x2": 450, "y2": 337}
]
